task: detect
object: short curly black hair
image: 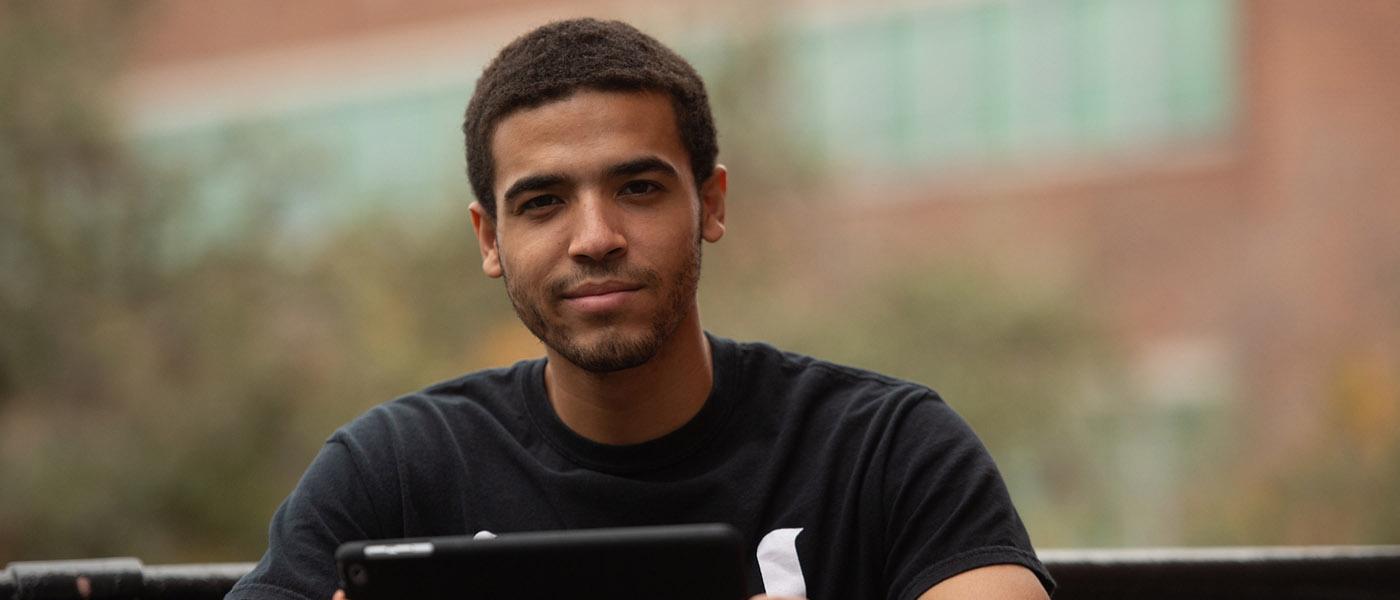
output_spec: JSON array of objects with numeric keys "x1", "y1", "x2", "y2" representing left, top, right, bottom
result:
[{"x1": 462, "y1": 18, "x2": 718, "y2": 218}]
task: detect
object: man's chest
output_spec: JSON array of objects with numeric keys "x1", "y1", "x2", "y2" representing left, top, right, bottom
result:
[{"x1": 388, "y1": 440, "x2": 887, "y2": 599}]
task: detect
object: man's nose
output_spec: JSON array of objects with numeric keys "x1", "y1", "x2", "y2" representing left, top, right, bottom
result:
[{"x1": 568, "y1": 195, "x2": 627, "y2": 263}]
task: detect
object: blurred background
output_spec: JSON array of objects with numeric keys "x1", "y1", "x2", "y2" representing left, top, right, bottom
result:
[{"x1": 2, "y1": 0, "x2": 1398, "y2": 563}]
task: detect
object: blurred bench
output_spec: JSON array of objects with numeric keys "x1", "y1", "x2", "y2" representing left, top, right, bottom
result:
[
  {"x1": 2, "y1": 546, "x2": 1397, "y2": 599},
  {"x1": 1039, "y1": 546, "x2": 1400, "y2": 599}
]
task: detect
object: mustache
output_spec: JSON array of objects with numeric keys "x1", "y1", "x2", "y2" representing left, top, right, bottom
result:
[{"x1": 547, "y1": 262, "x2": 662, "y2": 298}]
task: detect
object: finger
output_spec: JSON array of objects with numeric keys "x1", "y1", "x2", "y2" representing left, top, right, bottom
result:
[{"x1": 332, "y1": 590, "x2": 347, "y2": 600}]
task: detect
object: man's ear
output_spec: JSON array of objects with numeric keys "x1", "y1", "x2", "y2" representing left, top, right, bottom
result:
[
  {"x1": 469, "y1": 201, "x2": 504, "y2": 278},
  {"x1": 700, "y1": 165, "x2": 728, "y2": 243}
]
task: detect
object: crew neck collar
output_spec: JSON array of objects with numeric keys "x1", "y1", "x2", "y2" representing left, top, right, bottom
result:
[{"x1": 519, "y1": 333, "x2": 738, "y2": 475}]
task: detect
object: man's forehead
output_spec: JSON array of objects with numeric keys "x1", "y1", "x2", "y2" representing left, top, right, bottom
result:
[{"x1": 490, "y1": 89, "x2": 690, "y2": 189}]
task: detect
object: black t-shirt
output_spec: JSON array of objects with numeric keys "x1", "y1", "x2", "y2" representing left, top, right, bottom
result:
[{"x1": 227, "y1": 335, "x2": 1054, "y2": 600}]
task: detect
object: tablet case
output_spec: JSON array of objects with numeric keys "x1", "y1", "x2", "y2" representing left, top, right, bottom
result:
[{"x1": 336, "y1": 523, "x2": 747, "y2": 600}]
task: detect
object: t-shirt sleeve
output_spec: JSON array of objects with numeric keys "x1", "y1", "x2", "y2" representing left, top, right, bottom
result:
[
  {"x1": 225, "y1": 439, "x2": 383, "y2": 600},
  {"x1": 882, "y1": 394, "x2": 1055, "y2": 600}
]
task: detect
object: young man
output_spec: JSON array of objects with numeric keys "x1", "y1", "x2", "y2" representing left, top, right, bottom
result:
[{"x1": 227, "y1": 18, "x2": 1053, "y2": 600}]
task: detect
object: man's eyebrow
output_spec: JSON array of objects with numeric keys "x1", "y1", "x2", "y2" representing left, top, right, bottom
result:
[
  {"x1": 607, "y1": 156, "x2": 680, "y2": 179},
  {"x1": 501, "y1": 173, "x2": 569, "y2": 207},
  {"x1": 500, "y1": 158, "x2": 678, "y2": 208}
]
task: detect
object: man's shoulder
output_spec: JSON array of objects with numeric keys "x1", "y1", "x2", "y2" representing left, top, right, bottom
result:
[
  {"x1": 717, "y1": 335, "x2": 944, "y2": 406},
  {"x1": 332, "y1": 358, "x2": 543, "y2": 445},
  {"x1": 415, "y1": 357, "x2": 541, "y2": 400}
]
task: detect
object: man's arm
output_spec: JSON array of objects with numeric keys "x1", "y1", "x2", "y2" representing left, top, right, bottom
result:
[
  {"x1": 228, "y1": 439, "x2": 386, "y2": 600},
  {"x1": 917, "y1": 564, "x2": 1049, "y2": 600},
  {"x1": 878, "y1": 396, "x2": 1054, "y2": 600}
]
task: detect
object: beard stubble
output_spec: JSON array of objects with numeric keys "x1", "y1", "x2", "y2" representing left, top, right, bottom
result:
[{"x1": 502, "y1": 238, "x2": 702, "y2": 373}]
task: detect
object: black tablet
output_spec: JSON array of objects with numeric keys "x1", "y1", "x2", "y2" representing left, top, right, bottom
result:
[{"x1": 335, "y1": 523, "x2": 747, "y2": 600}]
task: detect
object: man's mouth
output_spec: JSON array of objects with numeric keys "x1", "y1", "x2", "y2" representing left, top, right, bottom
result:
[
  {"x1": 562, "y1": 280, "x2": 643, "y2": 299},
  {"x1": 560, "y1": 280, "x2": 643, "y2": 313}
]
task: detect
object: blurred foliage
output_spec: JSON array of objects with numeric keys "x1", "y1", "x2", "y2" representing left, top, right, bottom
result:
[{"x1": 0, "y1": 1, "x2": 521, "y2": 561}]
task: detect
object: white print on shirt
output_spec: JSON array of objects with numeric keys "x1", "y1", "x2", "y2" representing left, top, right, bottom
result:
[{"x1": 756, "y1": 527, "x2": 807, "y2": 597}]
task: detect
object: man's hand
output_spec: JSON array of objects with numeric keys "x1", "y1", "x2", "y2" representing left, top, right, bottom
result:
[{"x1": 332, "y1": 590, "x2": 346, "y2": 600}]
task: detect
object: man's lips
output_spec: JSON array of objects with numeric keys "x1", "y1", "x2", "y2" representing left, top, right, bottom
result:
[
  {"x1": 561, "y1": 281, "x2": 643, "y2": 299},
  {"x1": 560, "y1": 281, "x2": 643, "y2": 313}
]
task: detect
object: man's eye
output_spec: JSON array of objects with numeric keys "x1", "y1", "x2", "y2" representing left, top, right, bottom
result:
[
  {"x1": 519, "y1": 195, "x2": 562, "y2": 213},
  {"x1": 619, "y1": 181, "x2": 661, "y2": 197}
]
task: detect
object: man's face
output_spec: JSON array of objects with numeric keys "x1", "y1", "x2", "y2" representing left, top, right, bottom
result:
[{"x1": 470, "y1": 90, "x2": 727, "y2": 372}]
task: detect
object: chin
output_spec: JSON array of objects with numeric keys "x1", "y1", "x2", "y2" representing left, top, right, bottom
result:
[
  {"x1": 548, "y1": 316, "x2": 679, "y2": 373},
  {"x1": 556, "y1": 330, "x2": 662, "y2": 373}
]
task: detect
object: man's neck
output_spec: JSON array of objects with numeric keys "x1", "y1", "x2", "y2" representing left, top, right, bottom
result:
[{"x1": 542, "y1": 309, "x2": 713, "y2": 445}]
